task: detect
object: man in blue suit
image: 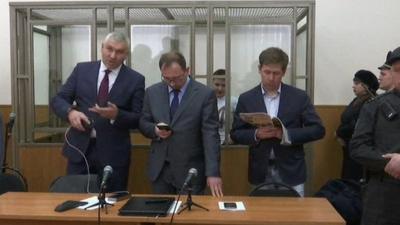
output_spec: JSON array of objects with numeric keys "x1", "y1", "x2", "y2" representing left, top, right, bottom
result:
[
  {"x1": 230, "y1": 47, "x2": 325, "y2": 196},
  {"x1": 51, "y1": 32, "x2": 145, "y2": 192}
]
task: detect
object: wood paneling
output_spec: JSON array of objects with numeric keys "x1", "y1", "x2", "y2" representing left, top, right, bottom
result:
[
  {"x1": 312, "y1": 106, "x2": 345, "y2": 193},
  {"x1": 18, "y1": 145, "x2": 250, "y2": 195}
]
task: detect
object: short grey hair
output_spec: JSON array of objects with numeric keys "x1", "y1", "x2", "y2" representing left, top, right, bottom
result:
[{"x1": 103, "y1": 32, "x2": 130, "y2": 49}]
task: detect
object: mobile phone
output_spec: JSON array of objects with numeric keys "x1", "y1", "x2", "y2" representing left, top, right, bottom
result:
[
  {"x1": 223, "y1": 202, "x2": 237, "y2": 209},
  {"x1": 156, "y1": 124, "x2": 171, "y2": 131},
  {"x1": 82, "y1": 119, "x2": 94, "y2": 131}
]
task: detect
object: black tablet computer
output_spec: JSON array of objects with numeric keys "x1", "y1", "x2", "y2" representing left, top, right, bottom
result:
[{"x1": 119, "y1": 196, "x2": 175, "y2": 217}]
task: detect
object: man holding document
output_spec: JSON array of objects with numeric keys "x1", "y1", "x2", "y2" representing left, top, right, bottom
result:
[{"x1": 230, "y1": 47, "x2": 325, "y2": 196}]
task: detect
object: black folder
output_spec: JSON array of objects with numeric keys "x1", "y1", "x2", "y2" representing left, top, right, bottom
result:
[{"x1": 118, "y1": 196, "x2": 175, "y2": 217}]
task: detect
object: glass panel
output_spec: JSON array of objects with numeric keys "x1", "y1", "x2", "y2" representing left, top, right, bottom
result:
[
  {"x1": 33, "y1": 31, "x2": 50, "y2": 127},
  {"x1": 61, "y1": 25, "x2": 91, "y2": 83},
  {"x1": 195, "y1": 8, "x2": 207, "y2": 76},
  {"x1": 296, "y1": 31, "x2": 307, "y2": 77},
  {"x1": 97, "y1": 8, "x2": 108, "y2": 60},
  {"x1": 196, "y1": 77, "x2": 207, "y2": 85},
  {"x1": 97, "y1": 27, "x2": 108, "y2": 60},
  {"x1": 230, "y1": 25, "x2": 292, "y2": 97},
  {"x1": 297, "y1": 16, "x2": 307, "y2": 30},
  {"x1": 114, "y1": 8, "x2": 126, "y2": 34},
  {"x1": 33, "y1": 25, "x2": 91, "y2": 130},
  {"x1": 131, "y1": 25, "x2": 191, "y2": 87},
  {"x1": 213, "y1": 8, "x2": 225, "y2": 74},
  {"x1": 296, "y1": 78, "x2": 306, "y2": 90}
]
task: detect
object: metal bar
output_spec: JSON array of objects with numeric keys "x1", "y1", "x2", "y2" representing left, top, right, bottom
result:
[
  {"x1": 207, "y1": 4, "x2": 213, "y2": 85},
  {"x1": 91, "y1": 8, "x2": 97, "y2": 61},
  {"x1": 224, "y1": 6, "x2": 232, "y2": 144},
  {"x1": 291, "y1": 6, "x2": 297, "y2": 86},
  {"x1": 190, "y1": 7, "x2": 196, "y2": 78}
]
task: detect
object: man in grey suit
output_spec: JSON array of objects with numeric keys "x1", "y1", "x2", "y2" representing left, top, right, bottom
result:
[{"x1": 139, "y1": 51, "x2": 223, "y2": 197}]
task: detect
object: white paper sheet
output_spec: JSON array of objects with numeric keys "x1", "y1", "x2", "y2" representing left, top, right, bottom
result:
[
  {"x1": 168, "y1": 200, "x2": 182, "y2": 214},
  {"x1": 77, "y1": 196, "x2": 117, "y2": 210}
]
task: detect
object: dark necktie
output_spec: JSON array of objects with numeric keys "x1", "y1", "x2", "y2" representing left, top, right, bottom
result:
[
  {"x1": 170, "y1": 89, "x2": 180, "y2": 119},
  {"x1": 97, "y1": 69, "x2": 111, "y2": 107},
  {"x1": 218, "y1": 106, "x2": 225, "y2": 128}
]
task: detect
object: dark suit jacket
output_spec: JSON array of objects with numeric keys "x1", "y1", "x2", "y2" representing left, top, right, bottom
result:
[
  {"x1": 51, "y1": 61, "x2": 145, "y2": 167},
  {"x1": 230, "y1": 83, "x2": 325, "y2": 186},
  {"x1": 139, "y1": 79, "x2": 221, "y2": 188}
]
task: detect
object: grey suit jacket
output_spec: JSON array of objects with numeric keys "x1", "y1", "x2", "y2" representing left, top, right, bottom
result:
[{"x1": 139, "y1": 79, "x2": 221, "y2": 188}]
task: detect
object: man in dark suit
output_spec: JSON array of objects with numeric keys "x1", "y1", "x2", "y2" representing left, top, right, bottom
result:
[
  {"x1": 139, "y1": 51, "x2": 223, "y2": 197},
  {"x1": 230, "y1": 47, "x2": 325, "y2": 196},
  {"x1": 51, "y1": 32, "x2": 145, "y2": 192}
]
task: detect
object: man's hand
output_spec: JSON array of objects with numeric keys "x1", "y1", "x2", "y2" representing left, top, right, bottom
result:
[
  {"x1": 256, "y1": 126, "x2": 283, "y2": 140},
  {"x1": 207, "y1": 176, "x2": 223, "y2": 197},
  {"x1": 68, "y1": 109, "x2": 90, "y2": 132},
  {"x1": 89, "y1": 102, "x2": 118, "y2": 120},
  {"x1": 383, "y1": 153, "x2": 400, "y2": 179},
  {"x1": 154, "y1": 126, "x2": 172, "y2": 139}
]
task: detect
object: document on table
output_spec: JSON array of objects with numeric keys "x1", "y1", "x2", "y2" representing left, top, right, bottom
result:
[{"x1": 77, "y1": 196, "x2": 116, "y2": 210}]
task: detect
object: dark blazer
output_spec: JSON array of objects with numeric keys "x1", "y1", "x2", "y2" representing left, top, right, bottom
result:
[
  {"x1": 139, "y1": 79, "x2": 221, "y2": 188},
  {"x1": 51, "y1": 61, "x2": 145, "y2": 167},
  {"x1": 230, "y1": 83, "x2": 325, "y2": 186}
]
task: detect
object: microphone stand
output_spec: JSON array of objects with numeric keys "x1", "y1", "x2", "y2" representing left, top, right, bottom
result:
[
  {"x1": 2, "y1": 121, "x2": 10, "y2": 172},
  {"x1": 177, "y1": 181, "x2": 208, "y2": 214},
  {"x1": 85, "y1": 184, "x2": 114, "y2": 211}
]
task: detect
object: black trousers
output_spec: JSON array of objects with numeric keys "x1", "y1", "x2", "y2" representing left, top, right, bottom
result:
[
  {"x1": 66, "y1": 139, "x2": 129, "y2": 192},
  {"x1": 361, "y1": 177, "x2": 400, "y2": 225},
  {"x1": 151, "y1": 161, "x2": 205, "y2": 195},
  {"x1": 341, "y1": 146, "x2": 363, "y2": 181}
]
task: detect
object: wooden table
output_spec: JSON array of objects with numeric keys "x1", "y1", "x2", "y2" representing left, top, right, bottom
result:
[{"x1": 0, "y1": 192, "x2": 344, "y2": 225}]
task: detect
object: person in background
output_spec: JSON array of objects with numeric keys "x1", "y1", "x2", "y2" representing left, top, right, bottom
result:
[
  {"x1": 336, "y1": 70, "x2": 379, "y2": 181},
  {"x1": 139, "y1": 51, "x2": 223, "y2": 197},
  {"x1": 212, "y1": 69, "x2": 237, "y2": 144},
  {"x1": 350, "y1": 46, "x2": 400, "y2": 225},
  {"x1": 51, "y1": 32, "x2": 145, "y2": 192},
  {"x1": 230, "y1": 47, "x2": 325, "y2": 197},
  {"x1": 378, "y1": 52, "x2": 395, "y2": 92}
]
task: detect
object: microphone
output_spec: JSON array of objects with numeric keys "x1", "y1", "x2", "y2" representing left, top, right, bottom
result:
[
  {"x1": 100, "y1": 165, "x2": 113, "y2": 189},
  {"x1": 8, "y1": 112, "x2": 16, "y2": 131},
  {"x1": 182, "y1": 168, "x2": 198, "y2": 189}
]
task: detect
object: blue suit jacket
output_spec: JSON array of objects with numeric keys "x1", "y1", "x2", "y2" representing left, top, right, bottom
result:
[
  {"x1": 51, "y1": 61, "x2": 145, "y2": 167},
  {"x1": 230, "y1": 83, "x2": 325, "y2": 186}
]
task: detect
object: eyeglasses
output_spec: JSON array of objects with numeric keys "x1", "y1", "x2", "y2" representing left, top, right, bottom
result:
[{"x1": 161, "y1": 74, "x2": 186, "y2": 84}]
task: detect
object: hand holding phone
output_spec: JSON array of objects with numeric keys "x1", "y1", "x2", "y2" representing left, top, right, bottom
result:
[{"x1": 156, "y1": 122, "x2": 171, "y2": 131}]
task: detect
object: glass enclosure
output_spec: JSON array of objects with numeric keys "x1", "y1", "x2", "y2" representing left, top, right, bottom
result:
[{"x1": 10, "y1": 1, "x2": 315, "y2": 144}]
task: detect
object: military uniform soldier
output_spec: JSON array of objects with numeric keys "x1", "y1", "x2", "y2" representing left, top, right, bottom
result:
[{"x1": 350, "y1": 46, "x2": 400, "y2": 225}]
